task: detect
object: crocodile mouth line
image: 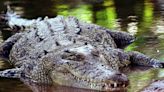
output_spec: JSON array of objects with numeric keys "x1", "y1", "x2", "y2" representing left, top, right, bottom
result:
[
  {"x1": 73, "y1": 74, "x2": 128, "y2": 90},
  {"x1": 58, "y1": 69, "x2": 129, "y2": 91}
]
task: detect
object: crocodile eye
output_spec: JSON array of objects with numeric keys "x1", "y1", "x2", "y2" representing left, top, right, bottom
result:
[
  {"x1": 61, "y1": 51, "x2": 85, "y2": 61},
  {"x1": 91, "y1": 50, "x2": 99, "y2": 57}
]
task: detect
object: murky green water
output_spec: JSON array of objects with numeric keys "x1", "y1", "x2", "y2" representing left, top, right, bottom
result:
[{"x1": 0, "y1": 0, "x2": 164, "y2": 92}]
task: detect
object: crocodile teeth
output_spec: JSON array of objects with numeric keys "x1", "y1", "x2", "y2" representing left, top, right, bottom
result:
[
  {"x1": 87, "y1": 79, "x2": 90, "y2": 82},
  {"x1": 93, "y1": 83, "x2": 96, "y2": 87},
  {"x1": 114, "y1": 83, "x2": 117, "y2": 87},
  {"x1": 108, "y1": 84, "x2": 111, "y2": 87},
  {"x1": 94, "y1": 80, "x2": 97, "y2": 83}
]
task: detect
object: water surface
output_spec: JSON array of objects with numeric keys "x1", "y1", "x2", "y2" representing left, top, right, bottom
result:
[{"x1": 0, "y1": 0, "x2": 164, "y2": 92}]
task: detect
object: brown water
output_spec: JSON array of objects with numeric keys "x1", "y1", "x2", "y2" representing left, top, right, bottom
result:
[{"x1": 0, "y1": 0, "x2": 164, "y2": 92}]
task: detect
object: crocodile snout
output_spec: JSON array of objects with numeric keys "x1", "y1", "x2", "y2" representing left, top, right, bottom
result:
[
  {"x1": 111, "y1": 73, "x2": 129, "y2": 87},
  {"x1": 102, "y1": 72, "x2": 129, "y2": 91}
]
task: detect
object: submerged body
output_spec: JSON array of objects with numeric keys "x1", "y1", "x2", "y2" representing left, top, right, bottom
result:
[
  {"x1": 141, "y1": 79, "x2": 164, "y2": 92},
  {"x1": 0, "y1": 11, "x2": 163, "y2": 91}
]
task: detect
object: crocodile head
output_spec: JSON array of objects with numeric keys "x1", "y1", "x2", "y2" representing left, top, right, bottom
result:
[{"x1": 50, "y1": 44, "x2": 129, "y2": 91}]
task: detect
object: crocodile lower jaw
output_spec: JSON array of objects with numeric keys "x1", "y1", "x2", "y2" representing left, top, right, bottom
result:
[{"x1": 51, "y1": 71, "x2": 129, "y2": 91}]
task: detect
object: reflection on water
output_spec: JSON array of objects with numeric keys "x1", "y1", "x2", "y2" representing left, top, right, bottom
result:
[{"x1": 0, "y1": 0, "x2": 164, "y2": 92}]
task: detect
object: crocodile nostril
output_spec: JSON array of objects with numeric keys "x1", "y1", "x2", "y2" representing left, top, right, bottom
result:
[
  {"x1": 91, "y1": 50, "x2": 99, "y2": 57},
  {"x1": 116, "y1": 73, "x2": 122, "y2": 76}
]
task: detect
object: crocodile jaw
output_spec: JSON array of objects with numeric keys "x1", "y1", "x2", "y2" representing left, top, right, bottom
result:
[
  {"x1": 50, "y1": 65, "x2": 129, "y2": 91},
  {"x1": 50, "y1": 45, "x2": 129, "y2": 91}
]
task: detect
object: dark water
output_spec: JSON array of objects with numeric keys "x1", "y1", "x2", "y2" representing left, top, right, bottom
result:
[{"x1": 0, "y1": 0, "x2": 164, "y2": 92}]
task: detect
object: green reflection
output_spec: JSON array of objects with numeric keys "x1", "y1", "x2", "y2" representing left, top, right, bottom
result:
[
  {"x1": 55, "y1": 0, "x2": 117, "y2": 28},
  {"x1": 55, "y1": 4, "x2": 69, "y2": 16},
  {"x1": 126, "y1": 0, "x2": 154, "y2": 52},
  {"x1": 136, "y1": 0, "x2": 153, "y2": 38},
  {"x1": 96, "y1": 10, "x2": 108, "y2": 27},
  {"x1": 96, "y1": 0, "x2": 117, "y2": 29},
  {"x1": 70, "y1": 5, "x2": 93, "y2": 23},
  {"x1": 125, "y1": 43, "x2": 137, "y2": 51},
  {"x1": 57, "y1": 4, "x2": 93, "y2": 23},
  {"x1": 128, "y1": 69, "x2": 159, "y2": 92},
  {"x1": 105, "y1": 1, "x2": 117, "y2": 29},
  {"x1": 143, "y1": 0, "x2": 153, "y2": 27},
  {"x1": 158, "y1": 69, "x2": 164, "y2": 78}
]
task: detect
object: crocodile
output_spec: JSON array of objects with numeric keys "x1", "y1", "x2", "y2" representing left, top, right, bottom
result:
[{"x1": 0, "y1": 10, "x2": 163, "y2": 91}]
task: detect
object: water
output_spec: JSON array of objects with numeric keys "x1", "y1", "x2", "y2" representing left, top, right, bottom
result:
[{"x1": 0, "y1": 0, "x2": 164, "y2": 92}]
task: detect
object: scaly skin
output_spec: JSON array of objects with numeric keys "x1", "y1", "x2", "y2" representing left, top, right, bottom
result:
[
  {"x1": 0, "y1": 11, "x2": 163, "y2": 91},
  {"x1": 141, "y1": 79, "x2": 164, "y2": 92}
]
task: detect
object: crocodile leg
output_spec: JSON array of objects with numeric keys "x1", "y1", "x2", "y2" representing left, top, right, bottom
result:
[
  {"x1": 128, "y1": 51, "x2": 164, "y2": 68},
  {"x1": 29, "y1": 67, "x2": 52, "y2": 84},
  {"x1": 106, "y1": 31, "x2": 135, "y2": 48},
  {"x1": 0, "y1": 68, "x2": 22, "y2": 78},
  {"x1": 23, "y1": 60, "x2": 53, "y2": 84},
  {"x1": 79, "y1": 22, "x2": 135, "y2": 48},
  {"x1": 0, "y1": 33, "x2": 23, "y2": 59}
]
